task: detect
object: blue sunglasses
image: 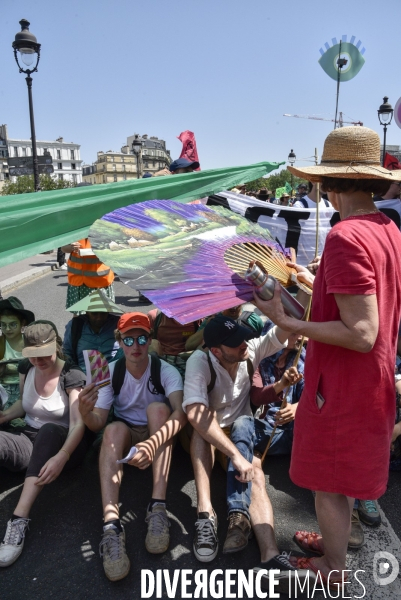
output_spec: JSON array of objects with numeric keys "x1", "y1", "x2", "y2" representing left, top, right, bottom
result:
[{"x1": 122, "y1": 335, "x2": 149, "y2": 347}]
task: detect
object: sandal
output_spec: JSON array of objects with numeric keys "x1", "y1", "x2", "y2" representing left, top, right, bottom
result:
[
  {"x1": 293, "y1": 530, "x2": 324, "y2": 556},
  {"x1": 296, "y1": 556, "x2": 347, "y2": 591}
]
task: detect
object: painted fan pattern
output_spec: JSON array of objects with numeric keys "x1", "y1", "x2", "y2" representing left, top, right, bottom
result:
[{"x1": 89, "y1": 200, "x2": 292, "y2": 324}]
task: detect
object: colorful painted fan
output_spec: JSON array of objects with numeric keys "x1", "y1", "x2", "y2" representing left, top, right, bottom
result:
[{"x1": 89, "y1": 200, "x2": 297, "y2": 324}]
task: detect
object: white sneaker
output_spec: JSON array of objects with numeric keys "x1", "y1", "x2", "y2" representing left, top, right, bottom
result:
[
  {"x1": 0, "y1": 518, "x2": 30, "y2": 567},
  {"x1": 58, "y1": 264, "x2": 68, "y2": 270}
]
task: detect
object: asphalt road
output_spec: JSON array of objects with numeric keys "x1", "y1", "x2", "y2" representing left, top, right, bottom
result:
[{"x1": 1, "y1": 271, "x2": 401, "y2": 599}]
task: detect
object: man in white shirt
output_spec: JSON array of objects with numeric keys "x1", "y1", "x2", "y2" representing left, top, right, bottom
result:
[
  {"x1": 293, "y1": 181, "x2": 330, "y2": 208},
  {"x1": 183, "y1": 315, "x2": 306, "y2": 593},
  {"x1": 78, "y1": 312, "x2": 185, "y2": 582}
]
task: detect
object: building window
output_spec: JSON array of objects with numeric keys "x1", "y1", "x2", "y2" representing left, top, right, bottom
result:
[
  {"x1": 144, "y1": 162, "x2": 149, "y2": 168},
  {"x1": 43, "y1": 147, "x2": 48, "y2": 154},
  {"x1": 58, "y1": 174, "x2": 63, "y2": 181},
  {"x1": 70, "y1": 149, "x2": 75, "y2": 160},
  {"x1": 103, "y1": 175, "x2": 106, "y2": 183},
  {"x1": 72, "y1": 174, "x2": 77, "y2": 184},
  {"x1": 71, "y1": 163, "x2": 76, "y2": 170},
  {"x1": 22, "y1": 147, "x2": 27, "y2": 157},
  {"x1": 112, "y1": 164, "x2": 116, "y2": 171},
  {"x1": 57, "y1": 149, "x2": 61, "y2": 160},
  {"x1": 14, "y1": 146, "x2": 18, "y2": 157},
  {"x1": 123, "y1": 174, "x2": 127, "y2": 180},
  {"x1": 122, "y1": 164, "x2": 126, "y2": 171},
  {"x1": 113, "y1": 174, "x2": 117, "y2": 182},
  {"x1": 58, "y1": 163, "x2": 62, "y2": 170}
]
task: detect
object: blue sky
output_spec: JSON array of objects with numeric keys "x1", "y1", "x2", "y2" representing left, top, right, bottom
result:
[{"x1": 1, "y1": 0, "x2": 401, "y2": 172}]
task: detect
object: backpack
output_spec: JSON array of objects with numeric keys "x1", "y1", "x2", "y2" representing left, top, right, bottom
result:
[
  {"x1": 152, "y1": 310, "x2": 200, "y2": 340},
  {"x1": 206, "y1": 351, "x2": 254, "y2": 394},
  {"x1": 298, "y1": 197, "x2": 329, "y2": 208},
  {"x1": 70, "y1": 316, "x2": 86, "y2": 365},
  {"x1": 111, "y1": 352, "x2": 165, "y2": 397}
]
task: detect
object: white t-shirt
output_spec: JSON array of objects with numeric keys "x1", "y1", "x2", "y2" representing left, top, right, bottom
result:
[
  {"x1": 23, "y1": 368, "x2": 70, "y2": 429},
  {"x1": 183, "y1": 327, "x2": 286, "y2": 428},
  {"x1": 95, "y1": 356, "x2": 183, "y2": 426},
  {"x1": 293, "y1": 195, "x2": 331, "y2": 209}
]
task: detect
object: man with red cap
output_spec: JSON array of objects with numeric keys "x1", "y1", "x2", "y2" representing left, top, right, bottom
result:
[{"x1": 78, "y1": 312, "x2": 185, "y2": 582}]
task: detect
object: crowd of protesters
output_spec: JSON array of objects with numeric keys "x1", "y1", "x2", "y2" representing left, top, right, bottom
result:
[{"x1": 1, "y1": 127, "x2": 401, "y2": 594}]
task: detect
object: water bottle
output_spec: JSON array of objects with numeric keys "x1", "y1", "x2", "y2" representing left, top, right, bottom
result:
[{"x1": 245, "y1": 262, "x2": 305, "y2": 320}]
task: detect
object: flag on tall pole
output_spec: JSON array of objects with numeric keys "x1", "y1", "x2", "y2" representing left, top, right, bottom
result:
[{"x1": 178, "y1": 130, "x2": 201, "y2": 170}]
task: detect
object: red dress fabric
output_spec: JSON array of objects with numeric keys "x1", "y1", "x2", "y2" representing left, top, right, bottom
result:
[{"x1": 290, "y1": 213, "x2": 401, "y2": 499}]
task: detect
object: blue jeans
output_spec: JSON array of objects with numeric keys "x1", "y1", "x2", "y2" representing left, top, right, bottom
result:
[
  {"x1": 227, "y1": 415, "x2": 254, "y2": 519},
  {"x1": 226, "y1": 415, "x2": 294, "y2": 518}
]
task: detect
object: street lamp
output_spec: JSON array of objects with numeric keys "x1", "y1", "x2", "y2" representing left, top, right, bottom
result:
[
  {"x1": 131, "y1": 135, "x2": 143, "y2": 179},
  {"x1": 12, "y1": 19, "x2": 41, "y2": 191},
  {"x1": 288, "y1": 149, "x2": 296, "y2": 194},
  {"x1": 378, "y1": 96, "x2": 394, "y2": 167}
]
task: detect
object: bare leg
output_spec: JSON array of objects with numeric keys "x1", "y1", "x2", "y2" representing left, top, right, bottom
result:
[
  {"x1": 190, "y1": 429, "x2": 215, "y2": 514},
  {"x1": 146, "y1": 403, "x2": 172, "y2": 499},
  {"x1": 249, "y1": 455, "x2": 279, "y2": 562},
  {"x1": 311, "y1": 491, "x2": 354, "y2": 576},
  {"x1": 13, "y1": 478, "x2": 43, "y2": 518},
  {"x1": 99, "y1": 422, "x2": 132, "y2": 523}
]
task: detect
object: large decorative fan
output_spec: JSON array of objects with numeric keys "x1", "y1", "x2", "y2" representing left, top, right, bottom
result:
[{"x1": 89, "y1": 200, "x2": 297, "y2": 324}]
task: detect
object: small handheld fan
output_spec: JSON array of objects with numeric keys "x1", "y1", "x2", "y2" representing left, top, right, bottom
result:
[{"x1": 89, "y1": 200, "x2": 306, "y2": 323}]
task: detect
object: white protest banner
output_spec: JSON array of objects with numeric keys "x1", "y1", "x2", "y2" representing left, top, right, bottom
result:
[{"x1": 207, "y1": 192, "x2": 401, "y2": 266}]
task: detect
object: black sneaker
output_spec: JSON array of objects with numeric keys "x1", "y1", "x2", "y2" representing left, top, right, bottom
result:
[
  {"x1": 193, "y1": 512, "x2": 218, "y2": 562},
  {"x1": 253, "y1": 551, "x2": 311, "y2": 595},
  {"x1": 357, "y1": 500, "x2": 381, "y2": 527}
]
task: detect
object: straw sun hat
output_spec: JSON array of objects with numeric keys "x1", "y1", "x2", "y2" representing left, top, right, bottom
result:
[{"x1": 288, "y1": 126, "x2": 401, "y2": 182}]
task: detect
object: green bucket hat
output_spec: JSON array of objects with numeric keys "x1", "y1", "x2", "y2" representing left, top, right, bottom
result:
[{"x1": 66, "y1": 289, "x2": 124, "y2": 314}]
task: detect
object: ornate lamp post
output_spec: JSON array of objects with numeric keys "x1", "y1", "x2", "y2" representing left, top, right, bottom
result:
[
  {"x1": 12, "y1": 19, "x2": 41, "y2": 191},
  {"x1": 131, "y1": 135, "x2": 143, "y2": 179},
  {"x1": 288, "y1": 149, "x2": 296, "y2": 194},
  {"x1": 378, "y1": 97, "x2": 394, "y2": 167}
]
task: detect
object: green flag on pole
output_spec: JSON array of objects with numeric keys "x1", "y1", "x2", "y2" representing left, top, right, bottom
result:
[{"x1": 0, "y1": 161, "x2": 284, "y2": 268}]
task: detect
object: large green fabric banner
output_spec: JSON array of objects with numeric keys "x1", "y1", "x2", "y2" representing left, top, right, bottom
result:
[{"x1": 0, "y1": 161, "x2": 283, "y2": 268}]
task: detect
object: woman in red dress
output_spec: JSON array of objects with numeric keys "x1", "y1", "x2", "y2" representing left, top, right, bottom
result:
[{"x1": 254, "y1": 126, "x2": 401, "y2": 585}]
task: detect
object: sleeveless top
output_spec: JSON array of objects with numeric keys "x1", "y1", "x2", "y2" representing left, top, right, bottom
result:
[{"x1": 22, "y1": 368, "x2": 70, "y2": 429}]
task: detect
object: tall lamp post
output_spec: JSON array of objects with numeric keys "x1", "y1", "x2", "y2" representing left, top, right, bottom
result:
[
  {"x1": 378, "y1": 97, "x2": 394, "y2": 167},
  {"x1": 12, "y1": 19, "x2": 41, "y2": 192},
  {"x1": 288, "y1": 149, "x2": 296, "y2": 194},
  {"x1": 131, "y1": 135, "x2": 143, "y2": 179}
]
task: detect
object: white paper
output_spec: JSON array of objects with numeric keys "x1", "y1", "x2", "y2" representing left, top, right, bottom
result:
[{"x1": 117, "y1": 446, "x2": 138, "y2": 464}]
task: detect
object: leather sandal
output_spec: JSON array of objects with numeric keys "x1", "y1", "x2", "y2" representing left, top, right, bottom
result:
[{"x1": 293, "y1": 530, "x2": 324, "y2": 556}]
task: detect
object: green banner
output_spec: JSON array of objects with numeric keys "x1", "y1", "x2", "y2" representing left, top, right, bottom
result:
[
  {"x1": 275, "y1": 186, "x2": 287, "y2": 198},
  {"x1": 0, "y1": 161, "x2": 283, "y2": 268},
  {"x1": 285, "y1": 182, "x2": 292, "y2": 194},
  {"x1": 318, "y1": 41, "x2": 365, "y2": 82}
]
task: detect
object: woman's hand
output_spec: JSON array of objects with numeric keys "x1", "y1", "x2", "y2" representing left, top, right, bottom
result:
[
  {"x1": 253, "y1": 283, "x2": 295, "y2": 330},
  {"x1": 287, "y1": 262, "x2": 316, "y2": 288},
  {"x1": 35, "y1": 453, "x2": 68, "y2": 486},
  {"x1": 307, "y1": 256, "x2": 321, "y2": 275}
]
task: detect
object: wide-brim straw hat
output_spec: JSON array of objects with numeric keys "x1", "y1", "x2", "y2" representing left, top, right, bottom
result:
[{"x1": 288, "y1": 126, "x2": 401, "y2": 182}]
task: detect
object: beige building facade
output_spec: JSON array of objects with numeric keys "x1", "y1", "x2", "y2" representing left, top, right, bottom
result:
[{"x1": 82, "y1": 134, "x2": 171, "y2": 185}]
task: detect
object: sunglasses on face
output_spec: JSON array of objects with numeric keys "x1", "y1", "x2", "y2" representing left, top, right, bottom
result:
[{"x1": 122, "y1": 335, "x2": 149, "y2": 347}]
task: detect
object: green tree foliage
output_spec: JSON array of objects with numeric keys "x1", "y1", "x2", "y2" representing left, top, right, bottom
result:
[
  {"x1": 237, "y1": 169, "x2": 307, "y2": 193},
  {"x1": 1, "y1": 174, "x2": 75, "y2": 196}
]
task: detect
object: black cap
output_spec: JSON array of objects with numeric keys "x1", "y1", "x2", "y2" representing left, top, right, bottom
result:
[{"x1": 203, "y1": 314, "x2": 255, "y2": 349}]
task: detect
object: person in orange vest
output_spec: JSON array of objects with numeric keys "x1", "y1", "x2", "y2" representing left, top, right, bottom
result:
[{"x1": 61, "y1": 239, "x2": 115, "y2": 311}]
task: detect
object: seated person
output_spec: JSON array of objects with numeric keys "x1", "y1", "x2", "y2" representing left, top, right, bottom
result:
[
  {"x1": 0, "y1": 298, "x2": 35, "y2": 423},
  {"x1": 185, "y1": 304, "x2": 264, "y2": 351},
  {"x1": 63, "y1": 289, "x2": 122, "y2": 372},
  {"x1": 77, "y1": 312, "x2": 186, "y2": 582},
  {"x1": 183, "y1": 315, "x2": 307, "y2": 593},
  {"x1": 0, "y1": 321, "x2": 89, "y2": 567},
  {"x1": 250, "y1": 322, "x2": 305, "y2": 455},
  {"x1": 148, "y1": 309, "x2": 200, "y2": 376}
]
